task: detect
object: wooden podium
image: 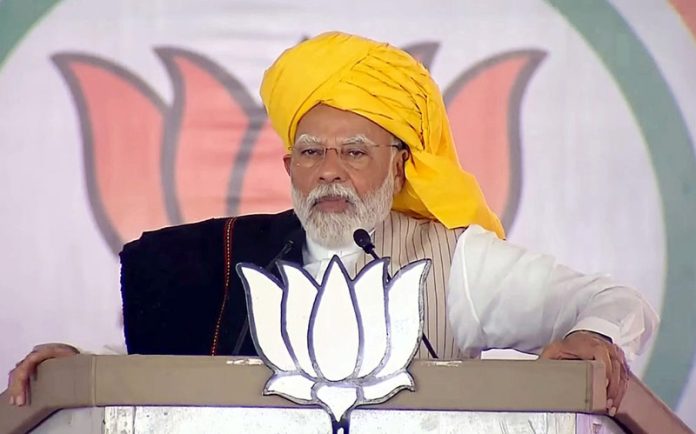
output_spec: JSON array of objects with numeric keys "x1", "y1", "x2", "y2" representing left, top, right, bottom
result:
[{"x1": 0, "y1": 356, "x2": 691, "y2": 433}]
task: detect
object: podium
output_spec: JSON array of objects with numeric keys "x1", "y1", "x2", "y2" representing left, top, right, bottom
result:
[{"x1": 0, "y1": 355, "x2": 691, "y2": 433}]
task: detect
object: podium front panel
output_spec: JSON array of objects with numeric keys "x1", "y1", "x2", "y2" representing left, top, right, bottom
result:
[
  {"x1": 4, "y1": 356, "x2": 687, "y2": 434},
  {"x1": 30, "y1": 406, "x2": 627, "y2": 434}
]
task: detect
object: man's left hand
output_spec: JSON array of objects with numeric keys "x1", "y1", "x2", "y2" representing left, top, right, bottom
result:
[{"x1": 539, "y1": 330, "x2": 628, "y2": 416}]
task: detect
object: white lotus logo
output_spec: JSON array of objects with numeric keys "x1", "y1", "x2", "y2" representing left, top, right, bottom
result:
[{"x1": 237, "y1": 257, "x2": 430, "y2": 430}]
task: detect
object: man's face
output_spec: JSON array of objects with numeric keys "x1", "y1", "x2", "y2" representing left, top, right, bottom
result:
[{"x1": 284, "y1": 104, "x2": 407, "y2": 248}]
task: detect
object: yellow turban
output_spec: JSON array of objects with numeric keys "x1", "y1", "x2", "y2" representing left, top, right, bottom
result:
[{"x1": 260, "y1": 31, "x2": 505, "y2": 239}]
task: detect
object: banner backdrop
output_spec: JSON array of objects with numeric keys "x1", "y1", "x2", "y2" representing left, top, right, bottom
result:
[{"x1": 1, "y1": 0, "x2": 695, "y2": 426}]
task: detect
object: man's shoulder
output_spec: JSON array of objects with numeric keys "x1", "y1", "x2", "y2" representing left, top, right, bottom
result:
[
  {"x1": 392, "y1": 211, "x2": 467, "y2": 235},
  {"x1": 120, "y1": 209, "x2": 298, "y2": 255}
]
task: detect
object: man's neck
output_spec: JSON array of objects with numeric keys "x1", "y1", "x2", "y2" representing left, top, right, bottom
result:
[{"x1": 303, "y1": 229, "x2": 375, "y2": 262}]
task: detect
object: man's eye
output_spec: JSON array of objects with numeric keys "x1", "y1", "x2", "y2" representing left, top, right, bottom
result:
[
  {"x1": 344, "y1": 148, "x2": 368, "y2": 159},
  {"x1": 301, "y1": 148, "x2": 322, "y2": 157}
]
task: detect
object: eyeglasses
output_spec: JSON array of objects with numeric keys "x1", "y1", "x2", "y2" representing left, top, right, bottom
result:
[{"x1": 289, "y1": 143, "x2": 402, "y2": 170}]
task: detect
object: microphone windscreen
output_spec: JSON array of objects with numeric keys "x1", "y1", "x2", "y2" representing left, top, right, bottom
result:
[{"x1": 353, "y1": 229, "x2": 372, "y2": 250}]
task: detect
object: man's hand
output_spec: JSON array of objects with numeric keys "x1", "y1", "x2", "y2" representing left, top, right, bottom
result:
[
  {"x1": 7, "y1": 343, "x2": 79, "y2": 406},
  {"x1": 539, "y1": 331, "x2": 628, "y2": 416}
]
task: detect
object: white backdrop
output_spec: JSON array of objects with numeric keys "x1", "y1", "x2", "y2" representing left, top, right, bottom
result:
[{"x1": 0, "y1": 0, "x2": 694, "y2": 427}]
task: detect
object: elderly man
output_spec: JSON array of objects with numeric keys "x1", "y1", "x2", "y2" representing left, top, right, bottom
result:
[{"x1": 8, "y1": 32, "x2": 657, "y2": 416}]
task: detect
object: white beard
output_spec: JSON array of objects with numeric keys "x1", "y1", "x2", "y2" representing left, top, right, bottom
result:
[{"x1": 292, "y1": 173, "x2": 395, "y2": 249}]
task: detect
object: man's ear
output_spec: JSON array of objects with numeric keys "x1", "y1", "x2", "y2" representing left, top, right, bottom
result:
[
  {"x1": 283, "y1": 154, "x2": 292, "y2": 177},
  {"x1": 392, "y1": 150, "x2": 409, "y2": 194}
]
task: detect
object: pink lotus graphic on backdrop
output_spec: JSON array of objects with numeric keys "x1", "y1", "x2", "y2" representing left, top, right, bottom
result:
[{"x1": 52, "y1": 43, "x2": 545, "y2": 253}]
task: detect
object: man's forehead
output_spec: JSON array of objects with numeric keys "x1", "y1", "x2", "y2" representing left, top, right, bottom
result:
[
  {"x1": 294, "y1": 133, "x2": 375, "y2": 145},
  {"x1": 294, "y1": 104, "x2": 393, "y2": 142}
]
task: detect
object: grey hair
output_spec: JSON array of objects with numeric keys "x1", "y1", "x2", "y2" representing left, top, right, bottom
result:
[
  {"x1": 391, "y1": 137, "x2": 411, "y2": 162},
  {"x1": 391, "y1": 137, "x2": 405, "y2": 149}
]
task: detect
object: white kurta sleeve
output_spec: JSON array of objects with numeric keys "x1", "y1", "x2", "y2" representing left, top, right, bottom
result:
[
  {"x1": 447, "y1": 225, "x2": 659, "y2": 359},
  {"x1": 77, "y1": 338, "x2": 128, "y2": 355}
]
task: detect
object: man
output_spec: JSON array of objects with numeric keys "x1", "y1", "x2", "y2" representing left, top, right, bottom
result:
[{"x1": 7, "y1": 32, "x2": 657, "y2": 416}]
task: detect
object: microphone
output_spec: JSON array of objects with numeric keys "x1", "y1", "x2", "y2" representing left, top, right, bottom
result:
[
  {"x1": 352, "y1": 229, "x2": 439, "y2": 359},
  {"x1": 353, "y1": 229, "x2": 378, "y2": 261},
  {"x1": 232, "y1": 232, "x2": 299, "y2": 355}
]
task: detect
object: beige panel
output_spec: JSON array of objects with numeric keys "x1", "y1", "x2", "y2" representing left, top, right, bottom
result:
[{"x1": 0, "y1": 356, "x2": 690, "y2": 434}]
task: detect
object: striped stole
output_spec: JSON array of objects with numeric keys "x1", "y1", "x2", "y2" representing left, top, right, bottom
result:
[{"x1": 350, "y1": 211, "x2": 466, "y2": 360}]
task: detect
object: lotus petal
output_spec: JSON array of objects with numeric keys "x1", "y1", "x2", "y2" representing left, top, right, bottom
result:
[
  {"x1": 375, "y1": 260, "x2": 430, "y2": 378},
  {"x1": 237, "y1": 265, "x2": 294, "y2": 371},
  {"x1": 315, "y1": 384, "x2": 358, "y2": 422},
  {"x1": 353, "y1": 260, "x2": 388, "y2": 377},
  {"x1": 236, "y1": 120, "x2": 292, "y2": 215},
  {"x1": 310, "y1": 258, "x2": 359, "y2": 381},
  {"x1": 279, "y1": 263, "x2": 318, "y2": 378},
  {"x1": 156, "y1": 48, "x2": 255, "y2": 222},
  {"x1": 363, "y1": 371, "x2": 414, "y2": 401},
  {"x1": 52, "y1": 53, "x2": 168, "y2": 250},
  {"x1": 265, "y1": 373, "x2": 315, "y2": 402},
  {"x1": 444, "y1": 50, "x2": 546, "y2": 228}
]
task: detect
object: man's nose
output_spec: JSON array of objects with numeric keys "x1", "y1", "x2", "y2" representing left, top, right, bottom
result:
[{"x1": 317, "y1": 148, "x2": 348, "y2": 183}]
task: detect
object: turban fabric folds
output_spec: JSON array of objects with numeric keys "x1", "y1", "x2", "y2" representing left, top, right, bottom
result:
[{"x1": 260, "y1": 31, "x2": 505, "y2": 239}]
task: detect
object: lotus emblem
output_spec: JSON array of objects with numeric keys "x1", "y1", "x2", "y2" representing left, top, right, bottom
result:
[{"x1": 237, "y1": 257, "x2": 431, "y2": 432}]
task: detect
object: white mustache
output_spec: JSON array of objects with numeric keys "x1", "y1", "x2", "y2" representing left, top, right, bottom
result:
[{"x1": 307, "y1": 184, "x2": 360, "y2": 208}]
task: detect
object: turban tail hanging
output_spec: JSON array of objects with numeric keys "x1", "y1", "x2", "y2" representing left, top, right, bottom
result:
[{"x1": 260, "y1": 31, "x2": 505, "y2": 239}]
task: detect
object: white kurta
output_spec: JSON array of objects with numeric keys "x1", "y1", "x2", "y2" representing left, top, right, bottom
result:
[{"x1": 303, "y1": 225, "x2": 658, "y2": 360}]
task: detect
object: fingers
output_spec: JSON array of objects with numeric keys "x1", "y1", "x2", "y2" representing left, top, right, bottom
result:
[
  {"x1": 539, "y1": 342, "x2": 562, "y2": 360},
  {"x1": 539, "y1": 332, "x2": 630, "y2": 416},
  {"x1": 614, "y1": 369, "x2": 629, "y2": 413},
  {"x1": 591, "y1": 344, "x2": 616, "y2": 413},
  {"x1": 610, "y1": 346, "x2": 630, "y2": 413},
  {"x1": 8, "y1": 351, "x2": 48, "y2": 406},
  {"x1": 7, "y1": 355, "x2": 37, "y2": 406},
  {"x1": 574, "y1": 336, "x2": 627, "y2": 415},
  {"x1": 602, "y1": 343, "x2": 632, "y2": 416},
  {"x1": 7, "y1": 344, "x2": 79, "y2": 407},
  {"x1": 606, "y1": 358, "x2": 621, "y2": 415},
  {"x1": 539, "y1": 339, "x2": 587, "y2": 360}
]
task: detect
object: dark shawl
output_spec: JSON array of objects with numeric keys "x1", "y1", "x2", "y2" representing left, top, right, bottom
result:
[{"x1": 119, "y1": 210, "x2": 304, "y2": 356}]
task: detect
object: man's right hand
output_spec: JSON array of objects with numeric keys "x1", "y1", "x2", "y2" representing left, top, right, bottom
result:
[{"x1": 7, "y1": 343, "x2": 79, "y2": 406}]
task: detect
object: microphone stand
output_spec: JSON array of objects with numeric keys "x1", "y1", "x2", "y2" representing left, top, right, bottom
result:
[
  {"x1": 353, "y1": 229, "x2": 439, "y2": 359},
  {"x1": 231, "y1": 237, "x2": 296, "y2": 355}
]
